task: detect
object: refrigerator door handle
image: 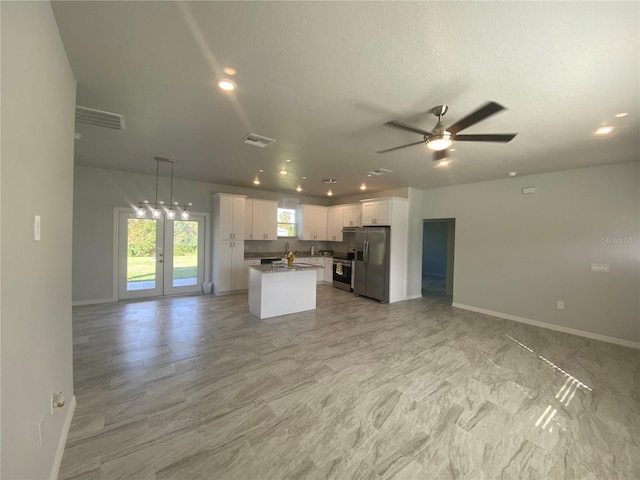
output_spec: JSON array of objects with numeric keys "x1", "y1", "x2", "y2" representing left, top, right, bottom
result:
[{"x1": 364, "y1": 240, "x2": 369, "y2": 267}]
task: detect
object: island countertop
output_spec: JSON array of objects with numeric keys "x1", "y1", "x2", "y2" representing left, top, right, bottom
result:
[{"x1": 249, "y1": 263, "x2": 322, "y2": 273}]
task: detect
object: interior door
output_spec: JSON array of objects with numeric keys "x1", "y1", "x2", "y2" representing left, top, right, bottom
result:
[{"x1": 118, "y1": 211, "x2": 206, "y2": 299}]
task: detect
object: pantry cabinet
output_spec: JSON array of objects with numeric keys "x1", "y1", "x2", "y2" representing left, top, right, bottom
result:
[{"x1": 212, "y1": 194, "x2": 246, "y2": 294}]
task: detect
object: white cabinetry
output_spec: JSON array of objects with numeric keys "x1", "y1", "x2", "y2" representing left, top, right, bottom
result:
[
  {"x1": 243, "y1": 259, "x2": 261, "y2": 290},
  {"x1": 297, "y1": 205, "x2": 328, "y2": 241},
  {"x1": 343, "y1": 204, "x2": 361, "y2": 227},
  {"x1": 327, "y1": 206, "x2": 344, "y2": 242},
  {"x1": 245, "y1": 199, "x2": 278, "y2": 240},
  {"x1": 361, "y1": 199, "x2": 391, "y2": 226},
  {"x1": 295, "y1": 257, "x2": 324, "y2": 282},
  {"x1": 323, "y1": 257, "x2": 333, "y2": 283},
  {"x1": 213, "y1": 194, "x2": 246, "y2": 294}
]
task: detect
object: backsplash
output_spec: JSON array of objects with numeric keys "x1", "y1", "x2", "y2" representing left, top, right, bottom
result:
[{"x1": 245, "y1": 234, "x2": 355, "y2": 256}]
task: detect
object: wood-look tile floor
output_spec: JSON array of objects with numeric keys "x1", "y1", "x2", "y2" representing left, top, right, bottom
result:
[{"x1": 61, "y1": 286, "x2": 639, "y2": 479}]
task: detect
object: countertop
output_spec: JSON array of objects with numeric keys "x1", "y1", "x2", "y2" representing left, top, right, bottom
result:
[
  {"x1": 244, "y1": 252, "x2": 346, "y2": 260},
  {"x1": 249, "y1": 263, "x2": 323, "y2": 273}
]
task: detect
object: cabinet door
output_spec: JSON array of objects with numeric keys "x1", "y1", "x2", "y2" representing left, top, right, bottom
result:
[
  {"x1": 252, "y1": 200, "x2": 267, "y2": 240},
  {"x1": 264, "y1": 201, "x2": 278, "y2": 240},
  {"x1": 244, "y1": 199, "x2": 254, "y2": 240},
  {"x1": 231, "y1": 196, "x2": 245, "y2": 238},
  {"x1": 218, "y1": 196, "x2": 234, "y2": 239},
  {"x1": 375, "y1": 201, "x2": 391, "y2": 225},
  {"x1": 324, "y1": 258, "x2": 333, "y2": 283},
  {"x1": 361, "y1": 202, "x2": 376, "y2": 225},
  {"x1": 299, "y1": 206, "x2": 313, "y2": 240},
  {"x1": 230, "y1": 242, "x2": 245, "y2": 291},
  {"x1": 327, "y1": 206, "x2": 343, "y2": 242},
  {"x1": 216, "y1": 240, "x2": 233, "y2": 291},
  {"x1": 315, "y1": 206, "x2": 328, "y2": 240},
  {"x1": 344, "y1": 204, "x2": 361, "y2": 227}
]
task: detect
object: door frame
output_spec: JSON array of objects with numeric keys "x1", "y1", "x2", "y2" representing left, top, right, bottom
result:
[
  {"x1": 422, "y1": 218, "x2": 456, "y2": 296},
  {"x1": 113, "y1": 207, "x2": 210, "y2": 300}
]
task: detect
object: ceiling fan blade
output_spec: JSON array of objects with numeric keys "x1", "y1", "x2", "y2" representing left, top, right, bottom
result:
[
  {"x1": 377, "y1": 140, "x2": 425, "y2": 154},
  {"x1": 454, "y1": 133, "x2": 517, "y2": 143},
  {"x1": 384, "y1": 120, "x2": 433, "y2": 136},
  {"x1": 447, "y1": 102, "x2": 506, "y2": 134},
  {"x1": 434, "y1": 149, "x2": 449, "y2": 161}
]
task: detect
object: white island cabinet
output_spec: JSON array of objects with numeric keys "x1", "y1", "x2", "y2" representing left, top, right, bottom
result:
[{"x1": 248, "y1": 264, "x2": 320, "y2": 319}]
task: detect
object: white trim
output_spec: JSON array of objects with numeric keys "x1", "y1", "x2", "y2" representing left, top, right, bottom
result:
[
  {"x1": 452, "y1": 303, "x2": 640, "y2": 350},
  {"x1": 72, "y1": 298, "x2": 116, "y2": 307},
  {"x1": 50, "y1": 395, "x2": 76, "y2": 480},
  {"x1": 405, "y1": 293, "x2": 423, "y2": 300}
]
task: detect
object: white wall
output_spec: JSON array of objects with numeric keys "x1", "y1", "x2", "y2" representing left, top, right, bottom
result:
[
  {"x1": 1, "y1": 2, "x2": 76, "y2": 478},
  {"x1": 73, "y1": 165, "x2": 330, "y2": 303},
  {"x1": 405, "y1": 187, "x2": 423, "y2": 299},
  {"x1": 420, "y1": 162, "x2": 640, "y2": 344}
]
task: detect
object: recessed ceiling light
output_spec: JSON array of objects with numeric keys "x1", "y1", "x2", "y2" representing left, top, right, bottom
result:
[
  {"x1": 296, "y1": 185, "x2": 302, "y2": 192},
  {"x1": 435, "y1": 160, "x2": 451, "y2": 167},
  {"x1": 327, "y1": 190, "x2": 333, "y2": 197},
  {"x1": 74, "y1": 133, "x2": 82, "y2": 140},
  {"x1": 360, "y1": 183, "x2": 367, "y2": 191},
  {"x1": 218, "y1": 79, "x2": 237, "y2": 91},
  {"x1": 259, "y1": 169, "x2": 264, "y2": 173},
  {"x1": 280, "y1": 169, "x2": 288, "y2": 175},
  {"x1": 450, "y1": 148, "x2": 456, "y2": 152},
  {"x1": 614, "y1": 112, "x2": 628, "y2": 118},
  {"x1": 285, "y1": 159, "x2": 292, "y2": 163},
  {"x1": 223, "y1": 67, "x2": 237, "y2": 76},
  {"x1": 253, "y1": 178, "x2": 260, "y2": 185},
  {"x1": 367, "y1": 174, "x2": 372, "y2": 177},
  {"x1": 508, "y1": 171, "x2": 517, "y2": 177},
  {"x1": 594, "y1": 126, "x2": 614, "y2": 135},
  {"x1": 302, "y1": 176, "x2": 307, "y2": 180}
]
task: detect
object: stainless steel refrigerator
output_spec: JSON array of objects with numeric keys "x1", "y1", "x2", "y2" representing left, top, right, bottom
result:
[{"x1": 354, "y1": 227, "x2": 390, "y2": 303}]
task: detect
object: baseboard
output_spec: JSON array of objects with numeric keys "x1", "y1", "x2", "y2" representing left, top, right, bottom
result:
[
  {"x1": 452, "y1": 303, "x2": 640, "y2": 350},
  {"x1": 50, "y1": 395, "x2": 76, "y2": 480},
  {"x1": 72, "y1": 298, "x2": 115, "y2": 306}
]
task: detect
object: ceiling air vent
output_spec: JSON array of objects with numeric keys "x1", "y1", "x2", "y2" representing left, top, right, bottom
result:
[
  {"x1": 367, "y1": 168, "x2": 393, "y2": 176},
  {"x1": 75, "y1": 106, "x2": 125, "y2": 131},
  {"x1": 242, "y1": 133, "x2": 276, "y2": 148}
]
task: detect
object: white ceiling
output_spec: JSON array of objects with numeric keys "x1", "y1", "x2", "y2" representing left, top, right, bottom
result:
[{"x1": 52, "y1": 1, "x2": 639, "y2": 198}]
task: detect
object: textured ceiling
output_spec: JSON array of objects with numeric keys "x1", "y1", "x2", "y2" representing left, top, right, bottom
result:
[{"x1": 52, "y1": 1, "x2": 639, "y2": 198}]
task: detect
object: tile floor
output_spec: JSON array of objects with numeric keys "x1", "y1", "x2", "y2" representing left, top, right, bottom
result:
[{"x1": 60, "y1": 286, "x2": 639, "y2": 479}]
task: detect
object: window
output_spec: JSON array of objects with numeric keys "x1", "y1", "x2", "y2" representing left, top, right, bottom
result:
[{"x1": 277, "y1": 208, "x2": 296, "y2": 237}]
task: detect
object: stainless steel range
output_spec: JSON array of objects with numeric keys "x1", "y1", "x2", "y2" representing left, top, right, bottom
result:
[{"x1": 332, "y1": 253, "x2": 355, "y2": 291}]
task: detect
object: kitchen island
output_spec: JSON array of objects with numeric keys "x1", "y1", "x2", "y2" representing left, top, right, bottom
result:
[{"x1": 248, "y1": 264, "x2": 322, "y2": 319}]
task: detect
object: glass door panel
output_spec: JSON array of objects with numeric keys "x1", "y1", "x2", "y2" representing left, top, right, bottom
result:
[
  {"x1": 118, "y1": 213, "x2": 163, "y2": 299},
  {"x1": 164, "y1": 217, "x2": 205, "y2": 294}
]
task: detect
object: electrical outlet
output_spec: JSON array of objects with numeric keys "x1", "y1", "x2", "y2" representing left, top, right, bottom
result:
[{"x1": 557, "y1": 301, "x2": 565, "y2": 310}]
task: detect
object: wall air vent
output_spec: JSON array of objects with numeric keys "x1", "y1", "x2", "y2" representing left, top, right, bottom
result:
[
  {"x1": 75, "y1": 106, "x2": 125, "y2": 131},
  {"x1": 367, "y1": 168, "x2": 393, "y2": 176},
  {"x1": 242, "y1": 133, "x2": 276, "y2": 148}
]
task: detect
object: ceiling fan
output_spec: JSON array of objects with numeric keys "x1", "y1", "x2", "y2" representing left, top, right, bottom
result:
[{"x1": 378, "y1": 101, "x2": 517, "y2": 163}]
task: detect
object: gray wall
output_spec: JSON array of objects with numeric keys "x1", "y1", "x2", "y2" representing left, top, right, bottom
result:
[
  {"x1": 1, "y1": 2, "x2": 76, "y2": 478},
  {"x1": 421, "y1": 162, "x2": 640, "y2": 343},
  {"x1": 423, "y1": 221, "x2": 448, "y2": 277},
  {"x1": 73, "y1": 165, "x2": 330, "y2": 302}
]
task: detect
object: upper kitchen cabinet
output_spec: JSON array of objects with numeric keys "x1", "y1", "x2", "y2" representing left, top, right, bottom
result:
[
  {"x1": 343, "y1": 203, "x2": 361, "y2": 227},
  {"x1": 327, "y1": 206, "x2": 344, "y2": 242},
  {"x1": 361, "y1": 199, "x2": 391, "y2": 226},
  {"x1": 297, "y1": 205, "x2": 328, "y2": 241},
  {"x1": 213, "y1": 193, "x2": 245, "y2": 240},
  {"x1": 245, "y1": 199, "x2": 278, "y2": 240}
]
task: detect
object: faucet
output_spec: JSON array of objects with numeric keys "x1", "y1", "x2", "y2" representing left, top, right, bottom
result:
[{"x1": 284, "y1": 242, "x2": 290, "y2": 255}]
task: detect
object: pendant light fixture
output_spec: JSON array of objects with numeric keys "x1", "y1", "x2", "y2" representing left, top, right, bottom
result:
[{"x1": 136, "y1": 157, "x2": 191, "y2": 220}]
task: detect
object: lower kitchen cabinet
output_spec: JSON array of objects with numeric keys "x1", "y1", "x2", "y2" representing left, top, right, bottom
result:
[
  {"x1": 323, "y1": 257, "x2": 333, "y2": 284},
  {"x1": 213, "y1": 239, "x2": 245, "y2": 294}
]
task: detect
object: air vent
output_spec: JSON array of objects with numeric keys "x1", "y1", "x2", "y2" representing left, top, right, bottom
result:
[
  {"x1": 367, "y1": 168, "x2": 393, "y2": 176},
  {"x1": 322, "y1": 179, "x2": 337, "y2": 184},
  {"x1": 75, "y1": 106, "x2": 125, "y2": 131},
  {"x1": 242, "y1": 133, "x2": 276, "y2": 148}
]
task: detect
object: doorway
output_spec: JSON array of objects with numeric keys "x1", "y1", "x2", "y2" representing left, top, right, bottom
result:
[
  {"x1": 422, "y1": 219, "x2": 455, "y2": 297},
  {"x1": 116, "y1": 210, "x2": 207, "y2": 299}
]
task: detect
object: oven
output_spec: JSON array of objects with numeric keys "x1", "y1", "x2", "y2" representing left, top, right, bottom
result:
[{"x1": 333, "y1": 257, "x2": 354, "y2": 291}]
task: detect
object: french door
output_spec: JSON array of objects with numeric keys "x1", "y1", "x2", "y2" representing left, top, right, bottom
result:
[{"x1": 117, "y1": 211, "x2": 206, "y2": 299}]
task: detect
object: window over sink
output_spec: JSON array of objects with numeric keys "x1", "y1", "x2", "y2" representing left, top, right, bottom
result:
[{"x1": 277, "y1": 208, "x2": 296, "y2": 237}]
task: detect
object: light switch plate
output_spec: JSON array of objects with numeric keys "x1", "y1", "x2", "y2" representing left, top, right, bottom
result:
[{"x1": 34, "y1": 215, "x2": 41, "y2": 241}]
